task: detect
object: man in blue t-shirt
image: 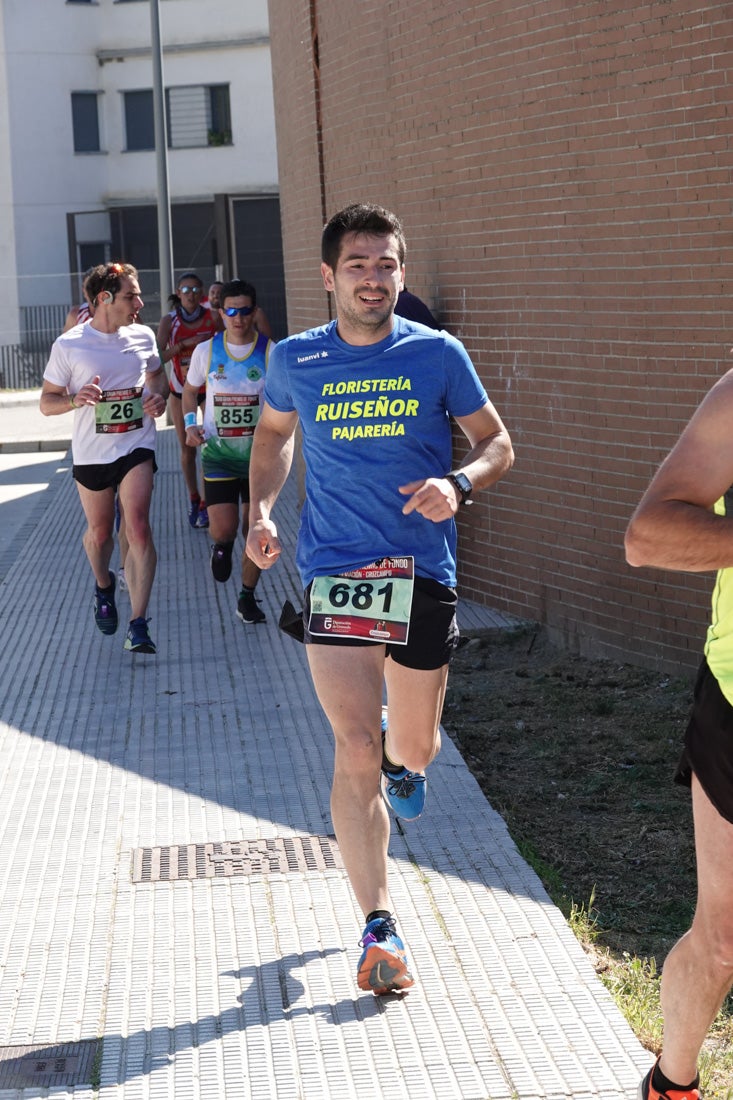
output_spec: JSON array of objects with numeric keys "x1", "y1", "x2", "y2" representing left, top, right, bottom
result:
[{"x1": 246, "y1": 203, "x2": 514, "y2": 996}]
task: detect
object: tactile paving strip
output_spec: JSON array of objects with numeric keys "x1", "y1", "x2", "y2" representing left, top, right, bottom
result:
[{"x1": 131, "y1": 835, "x2": 345, "y2": 882}]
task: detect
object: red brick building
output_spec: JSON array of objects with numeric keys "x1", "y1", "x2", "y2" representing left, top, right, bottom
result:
[{"x1": 267, "y1": 0, "x2": 733, "y2": 674}]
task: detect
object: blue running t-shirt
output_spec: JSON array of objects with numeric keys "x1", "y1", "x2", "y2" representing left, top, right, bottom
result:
[{"x1": 263, "y1": 317, "x2": 489, "y2": 588}]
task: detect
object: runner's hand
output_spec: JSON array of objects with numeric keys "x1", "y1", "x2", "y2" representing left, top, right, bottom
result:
[
  {"x1": 246, "y1": 520, "x2": 282, "y2": 568},
  {"x1": 74, "y1": 375, "x2": 103, "y2": 406},
  {"x1": 143, "y1": 393, "x2": 167, "y2": 419},
  {"x1": 399, "y1": 477, "x2": 460, "y2": 521},
  {"x1": 184, "y1": 425, "x2": 205, "y2": 447}
]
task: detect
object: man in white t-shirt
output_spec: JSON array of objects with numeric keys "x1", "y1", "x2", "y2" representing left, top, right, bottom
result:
[{"x1": 40, "y1": 262, "x2": 169, "y2": 654}]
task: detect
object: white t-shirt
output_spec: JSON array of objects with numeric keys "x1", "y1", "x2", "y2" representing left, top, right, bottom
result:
[{"x1": 44, "y1": 323, "x2": 162, "y2": 465}]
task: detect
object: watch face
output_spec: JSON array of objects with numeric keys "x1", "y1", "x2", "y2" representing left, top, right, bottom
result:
[{"x1": 453, "y1": 472, "x2": 472, "y2": 495}]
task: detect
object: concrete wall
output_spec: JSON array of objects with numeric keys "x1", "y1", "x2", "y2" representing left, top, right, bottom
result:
[{"x1": 267, "y1": 0, "x2": 733, "y2": 673}]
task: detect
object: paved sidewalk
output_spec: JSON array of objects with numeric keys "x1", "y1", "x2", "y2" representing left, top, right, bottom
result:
[
  {"x1": 0, "y1": 412, "x2": 652, "y2": 1098},
  {"x1": 0, "y1": 390, "x2": 73, "y2": 453}
]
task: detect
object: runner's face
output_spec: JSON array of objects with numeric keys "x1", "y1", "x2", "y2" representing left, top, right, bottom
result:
[
  {"x1": 110, "y1": 276, "x2": 144, "y2": 327},
  {"x1": 220, "y1": 295, "x2": 256, "y2": 342},
  {"x1": 178, "y1": 282, "x2": 203, "y2": 312},
  {"x1": 321, "y1": 232, "x2": 404, "y2": 342}
]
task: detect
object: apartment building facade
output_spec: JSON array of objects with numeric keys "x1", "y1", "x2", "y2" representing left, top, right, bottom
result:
[{"x1": 0, "y1": 0, "x2": 286, "y2": 378}]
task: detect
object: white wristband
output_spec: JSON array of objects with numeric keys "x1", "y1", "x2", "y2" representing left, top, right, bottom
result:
[{"x1": 184, "y1": 412, "x2": 197, "y2": 430}]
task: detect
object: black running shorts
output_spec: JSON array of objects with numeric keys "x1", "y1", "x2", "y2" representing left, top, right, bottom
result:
[
  {"x1": 302, "y1": 575, "x2": 459, "y2": 670},
  {"x1": 675, "y1": 656, "x2": 733, "y2": 824},
  {"x1": 203, "y1": 475, "x2": 250, "y2": 507},
  {"x1": 73, "y1": 447, "x2": 156, "y2": 492}
]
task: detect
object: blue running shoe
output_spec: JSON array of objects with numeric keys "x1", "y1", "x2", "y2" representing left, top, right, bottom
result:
[
  {"x1": 93, "y1": 573, "x2": 118, "y2": 636},
  {"x1": 188, "y1": 497, "x2": 200, "y2": 528},
  {"x1": 357, "y1": 917, "x2": 414, "y2": 995},
  {"x1": 380, "y1": 707, "x2": 427, "y2": 820},
  {"x1": 124, "y1": 617, "x2": 156, "y2": 654},
  {"x1": 194, "y1": 504, "x2": 209, "y2": 529}
]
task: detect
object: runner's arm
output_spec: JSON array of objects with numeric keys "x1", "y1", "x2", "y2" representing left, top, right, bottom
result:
[
  {"x1": 40, "y1": 375, "x2": 102, "y2": 415},
  {"x1": 626, "y1": 370, "x2": 733, "y2": 572},
  {"x1": 245, "y1": 402, "x2": 298, "y2": 567},
  {"x1": 156, "y1": 313, "x2": 176, "y2": 363},
  {"x1": 145, "y1": 360, "x2": 169, "y2": 403},
  {"x1": 61, "y1": 306, "x2": 80, "y2": 334},
  {"x1": 182, "y1": 379, "x2": 204, "y2": 446},
  {"x1": 400, "y1": 399, "x2": 514, "y2": 519}
]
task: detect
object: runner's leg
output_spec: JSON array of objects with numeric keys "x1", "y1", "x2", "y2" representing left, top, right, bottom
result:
[
  {"x1": 307, "y1": 642, "x2": 389, "y2": 916},
  {"x1": 117, "y1": 460, "x2": 156, "y2": 621},
  {"x1": 383, "y1": 659, "x2": 448, "y2": 773},
  {"x1": 76, "y1": 482, "x2": 116, "y2": 588},
  {"x1": 656, "y1": 773, "x2": 733, "y2": 1085}
]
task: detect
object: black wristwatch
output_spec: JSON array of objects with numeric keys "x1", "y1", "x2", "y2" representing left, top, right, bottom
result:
[{"x1": 446, "y1": 470, "x2": 473, "y2": 506}]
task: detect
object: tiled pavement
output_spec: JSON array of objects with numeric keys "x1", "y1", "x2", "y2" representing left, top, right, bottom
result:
[{"x1": 0, "y1": 403, "x2": 652, "y2": 1098}]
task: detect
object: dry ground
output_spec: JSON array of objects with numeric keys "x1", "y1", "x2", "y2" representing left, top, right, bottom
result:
[{"x1": 444, "y1": 624, "x2": 696, "y2": 963}]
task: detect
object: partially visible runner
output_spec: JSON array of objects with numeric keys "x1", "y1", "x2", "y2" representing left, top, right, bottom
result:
[
  {"x1": 394, "y1": 285, "x2": 439, "y2": 329},
  {"x1": 61, "y1": 267, "x2": 95, "y2": 333},
  {"x1": 157, "y1": 272, "x2": 221, "y2": 530},
  {"x1": 183, "y1": 279, "x2": 272, "y2": 625},
  {"x1": 246, "y1": 203, "x2": 513, "y2": 994},
  {"x1": 625, "y1": 369, "x2": 733, "y2": 1100},
  {"x1": 40, "y1": 262, "x2": 168, "y2": 654}
]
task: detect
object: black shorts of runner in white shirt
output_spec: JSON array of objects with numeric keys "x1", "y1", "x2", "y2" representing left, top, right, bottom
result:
[
  {"x1": 675, "y1": 656, "x2": 733, "y2": 825},
  {"x1": 302, "y1": 575, "x2": 459, "y2": 671},
  {"x1": 72, "y1": 447, "x2": 157, "y2": 492}
]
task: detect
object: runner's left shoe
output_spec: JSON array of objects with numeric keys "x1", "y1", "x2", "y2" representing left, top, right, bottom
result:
[
  {"x1": 356, "y1": 916, "x2": 414, "y2": 995},
  {"x1": 194, "y1": 504, "x2": 209, "y2": 529}
]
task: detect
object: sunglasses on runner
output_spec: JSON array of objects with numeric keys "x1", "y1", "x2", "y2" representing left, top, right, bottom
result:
[
  {"x1": 179, "y1": 286, "x2": 202, "y2": 295},
  {"x1": 223, "y1": 306, "x2": 254, "y2": 317}
]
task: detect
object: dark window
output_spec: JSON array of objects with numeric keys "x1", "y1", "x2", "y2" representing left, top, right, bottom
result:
[
  {"x1": 208, "y1": 85, "x2": 231, "y2": 146},
  {"x1": 124, "y1": 85, "x2": 231, "y2": 151},
  {"x1": 71, "y1": 92, "x2": 100, "y2": 153},
  {"x1": 124, "y1": 89, "x2": 154, "y2": 151}
]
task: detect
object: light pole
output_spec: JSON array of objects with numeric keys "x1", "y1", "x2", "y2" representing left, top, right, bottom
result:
[{"x1": 150, "y1": 0, "x2": 173, "y2": 317}]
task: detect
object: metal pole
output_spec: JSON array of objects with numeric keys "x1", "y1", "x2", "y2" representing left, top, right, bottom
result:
[{"x1": 150, "y1": 0, "x2": 173, "y2": 319}]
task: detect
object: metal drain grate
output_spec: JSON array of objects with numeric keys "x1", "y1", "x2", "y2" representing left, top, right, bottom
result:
[
  {"x1": 131, "y1": 834, "x2": 344, "y2": 883},
  {"x1": 0, "y1": 1040, "x2": 100, "y2": 1089}
]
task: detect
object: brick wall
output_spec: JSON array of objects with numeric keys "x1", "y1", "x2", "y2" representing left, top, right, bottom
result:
[{"x1": 267, "y1": 0, "x2": 733, "y2": 674}]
